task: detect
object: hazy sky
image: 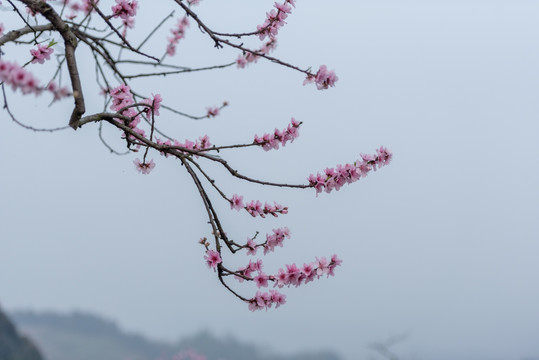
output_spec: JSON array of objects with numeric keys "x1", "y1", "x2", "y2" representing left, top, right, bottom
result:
[{"x1": 1, "y1": 1, "x2": 539, "y2": 359}]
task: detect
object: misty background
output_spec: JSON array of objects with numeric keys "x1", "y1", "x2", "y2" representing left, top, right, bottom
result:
[{"x1": 1, "y1": 1, "x2": 538, "y2": 359}]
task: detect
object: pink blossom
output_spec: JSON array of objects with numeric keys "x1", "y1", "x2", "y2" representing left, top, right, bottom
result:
[
  {"x1": 0, "y1": 60, "x2": 41, "y2": 95},
  {"x1": 286, "y1": 263, "x2": 301, "y2": 286},
  {"x1": 194, "y1": 134, "x2": 211, "y2": 150},
  {"x1": 315, "y1": 256, "x2": 329, "y2": 276},
  {"x1": 111, "y1": 0, "x2": 138, "y2": 20},
  {"x1": 230, "y1": 194, "x2": 244, "y2": 211},
  {"x1": 234, "y1": 266, "x2": 248, "y2": 283},
  {"x1": 162, "y1": 135, "x2": 212, "y2": 157},
  {"x1": 142, "y1": 93, "x2": 162, "y2": 117},
  {"x1": 248, "y1": 291, "x2": 268, "y2": 311},
  {"x1": 109, "y1": 84, "x2": 143, "y2": 131},
  {"x1": 0, "y1": 60, "x2": 72, "y2": 99},
  {"x1": 254, "y1": 117, "x2": 301, "y2": 151},
  {"x1": 109, "y1": 84, "x2": 131, "y2": 101},
  {"x1": 307, "y1": 146, "x2": 392, "y2": 195},
  {"x1": 0, "y1": 23, "x2": 4, "y2": 37},
  {"x1": 133, "y1": 158, "x2": 155, "y2": 174},
  {"x1": 263, "y1": 227, "x2": 290, "y2": 254},
  {"x1": 305, "y1": 65, "x2": 338, "y2": 90},
  {"x1": 204, "y1": 249, "x2": 222, "y2": 270},
  {"x1": 254, "y1": 272, "x2": 269, "y2": 288},
  {"x1": 206, "y1": 106, "x2": 219, "y2": 117},
  {"x1": 246, "y1": 238, "x2": 257, "y2": 255},
  {"x1": 236, "y1": 39, "x2": 278, "y2": 69},
  {"x1": 248, "y1": 290, "x2": 286, "y2": 311},
  {"x1": 236, "y1": 55, "x2": 248, "y2": 68},
  {"x1": 166, "y1": 17, "x2": 189, "y2": 56},
  {"x1": 274, "y1": 2, "x2": 292, "y2": 14},
  {"x1": 301, "y1": 263, "x2": 316, "y2": 283},
  {"x1": 270, "y1": 255, "x2": 342, "y2": 289},
  {"x1": 245, "y1": 200, "x2": 263, "y2": 217},
  {"x1": 269, "y1": 290, "x2": 286, "y2": 308},
  {"x1": 327, "y1": 254, "x2": 342, "y2": 277},
  {"x1": 122, "y1": 17, "x2": 135, "y2": 36},
  {"x1": 248, "y1": 259, "x2": 263, "y2": 272},
  {"x1": 47, "y1": 81, "x2": 70, "y2": 101},
  {"x1": 30, "y1": 44, "x2": 54, "y2": 64},
  {"x1": 274, "y1": 268, "x2": 288, "y2": 288},
  {"x1": 256, "y1": 1, "x2": 294, "y2": 41},
  {"x1": 376, "y1": 146, "x2": 393, "y2": 167},
  {"x1": 244, "y1": 200, "x2": 288, "y2": 218},
  {"x1": 248, "y1": 299, "x2": 264, "y2": 311}
]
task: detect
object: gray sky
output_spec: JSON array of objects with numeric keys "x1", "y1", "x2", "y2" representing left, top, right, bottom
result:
[{"x1": 1, "y1": 1, "x2": 539, "y2": 359}]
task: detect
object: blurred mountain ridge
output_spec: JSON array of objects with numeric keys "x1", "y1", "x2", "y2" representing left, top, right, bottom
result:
[
  {"x1": 9, "y1": 310, "x2": 341, "y2": 360},
  {"x1": 0, "y1": 307, "x2": 43, "y2": 360}
]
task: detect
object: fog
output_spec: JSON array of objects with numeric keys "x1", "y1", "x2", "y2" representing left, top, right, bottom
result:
[{"x1": 1, "y1": 1, "x2": 538, "y2": 359}]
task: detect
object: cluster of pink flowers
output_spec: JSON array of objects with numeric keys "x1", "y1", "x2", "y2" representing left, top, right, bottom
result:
[
  {"x1": 110, "y1": 85, "x2": 161, "y2": 119},
  {"x1": 121, "y1": 17, "x2": 135, "y2": 36},
  {"x1": 227, "y1": 244, "x2": 341, "y2": 310},
  {"x1": 186, "y1": 135, "x2": 212, "y2": 152},
  {"x1": 30, "y1": 44, "x2": 54, "y2": 64},
  {"x1": 246, "y1": 200, "x2": 288, "y2": 218},
  {"x1": 253, "y1": 117, "x2": 300, "y2": 151},
  {"x1": 308, "y1": 146, "x2": 392, "y2": 195},
  {"x1": 0, "y1": 60, "x2": 40, "y2": 95},
  {"x1": 0, "y1": 23, "x2": 5, "y2": 37},
  {"x1": 256, "y1": 0, "x2": 295, "y2": 41},
  {"x1": 235, "y1": 253, "x2": 341, "y2": 289},
  {"x1": 110, "y1": 84, "x2": 135, "y2": 112},
  {"x1": 142, "y1": 93, "x2": 162, "y2": 117},
  {"x1": 46, "y1": 81, "x2": 71, "y2": 101},
  {"x1": 62, "y1": 0, "x2": 97, "y2": 19},
  {"x1": 109, "y1": 84, "x2": 163, "y2": 145},
  {"x1": 262, "y1": 227, "x2": 290, "y2": 254},
  {"x1": 235, "y1": 259, "x2": 263, "y2": 283},
  {"x1": 236, "y1": 39, "x2": 277, "y2": 69},
  {"x1": 0, "y1": 59, "x2": 67, "y2": 99},
  {"x1": 156, "y1": 135, "x2": 212, "y2": 157},
  {"x1": 111, "y1": 0, "x2": 138, "y2": 20},
  {"x1": 233, "y1": 254, "x2": 341, "y2": 311},
  {"x1": 243, "y1": 227, "x2": 290, "y2": 256},
  {"x1": 303, "y1": 65, "x2": 338, "y2": 90},
  {"x1": 186, "y1": 0, "x2": 201, "y2": 5},
  {"x1": 235, "y1": 1, "x2": 291, "y2": 68},
  {"x1": 234, "y1": 259, "x2": 262, "y2": 282},
  {"x1": 166, "y1": 17, "x2": 189, "y2": 56},
  {"x1": 230, "y1": 195, "x2": 287, "y2": 218},
  {"x1": 248, "y1": 290, "x2": 286, "y2": 311},
  {"x1": 206, "y1": 106, "x2": 219, "y2": 117},
  {"x1": 109, "y1": 84, "x2": 142, "y2": 135},
  {"x1": 133, "y1": 158, "x2": 155, "y2": 174},
  {"x1": 204, "y1": 249, "x2": 222, "y2": 270},
  {"x1": 274, "y1": 254, "x2": 342, "y2": 288}
]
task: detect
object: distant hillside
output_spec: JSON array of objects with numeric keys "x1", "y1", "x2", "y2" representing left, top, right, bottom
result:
[
  {"x1": 0, "y1": 307, "x2": 43, "y2": 360},
  {"x1": 10, "y1": 310, "x2": 341, "y2": 360}
]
